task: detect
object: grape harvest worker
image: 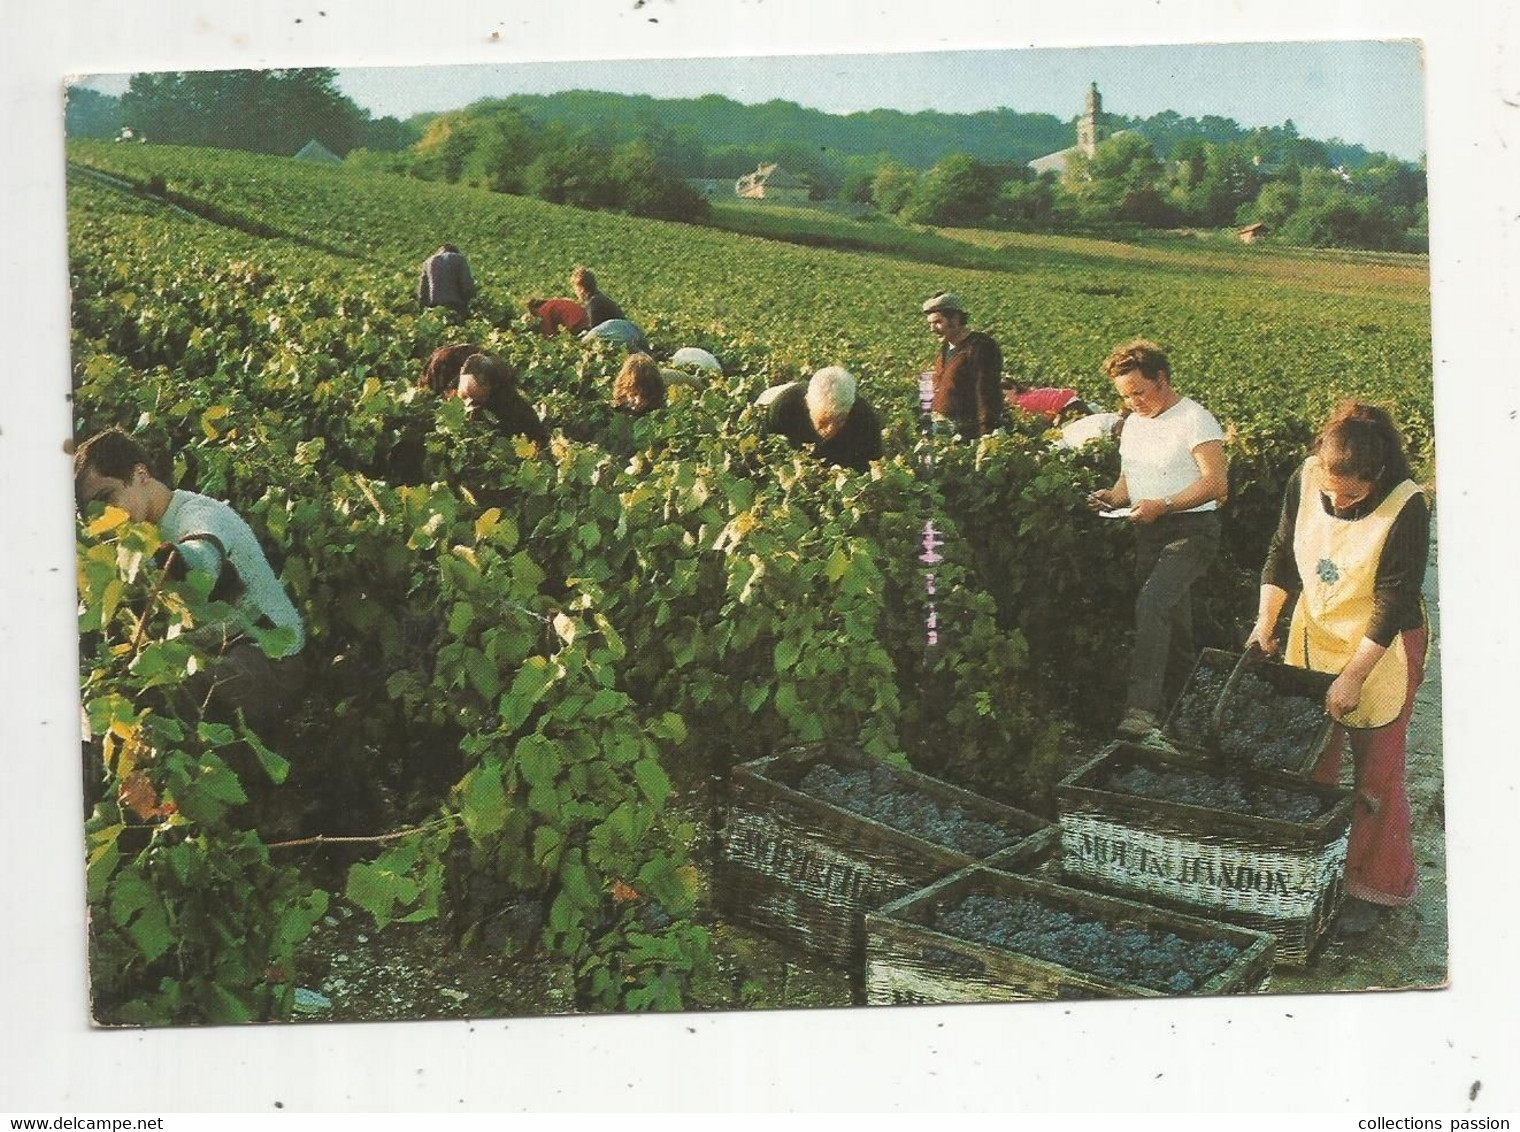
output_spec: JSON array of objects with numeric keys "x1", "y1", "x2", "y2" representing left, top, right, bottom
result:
[
  {"x1": 668, "y1": 346, "x2": 723, "y2": 378},
  {"x1": 659, "y1": 347, "x2": 718, "y2": 393},
  {"x1": 581, "y1": 318, "x2": 650, "y2": 354},
  {"x1": 1005, "y1": 383, "x2": 1091, "y2": 424},
  {"x1": 1055, "y1": 409, "x2": 1125, "y2": 450},
  {"x1": 74, "y1": 428, "x2": 306, "y2": 736},
  {"x1": 570, "y1": 265, "x2": 626, "y2": 328},
  {"x1": 417, "y1": 243, "x2": 476, "y2": 318},
  {"x1": 761, "y1": 365, "x2": 883, "y2": 473},
  {"x1": 525, "y1": 296, "x2": 589, "y2": 337},
  {"x1": 923, "y1": 292, "x2": 1004, "y2": 438},
  {"x1": 1087, "y1": 339, "x2": 1228, "y2": 748},
  {"x1": 456, "y1": 353, "x2": 552, "y2": 448},
  {"x1": 1245, "y1": 402, "x2": 1430, "y2": 934},
  {"x1": 611, "y1": 354, "x2": 667, "y2": 416}
]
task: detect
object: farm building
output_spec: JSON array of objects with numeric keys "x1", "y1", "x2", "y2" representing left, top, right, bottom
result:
[
  {"x1": 294, "y1": 138, "x2": 342, "y2": 165},
  {"x1": 1238, "y1": 222, "x2": 1269, "y2": 243},
  {"x1": 735, "y1": 163, "x2": 810, "y2": 202}
]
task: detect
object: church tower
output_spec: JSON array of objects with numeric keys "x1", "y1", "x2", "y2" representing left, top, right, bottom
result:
[{"x1": 1077, "y1": 81, "x2": 1104, "y2": 156}]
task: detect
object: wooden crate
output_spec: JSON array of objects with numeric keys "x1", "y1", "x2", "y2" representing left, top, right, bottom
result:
[
  {"x1": 1165, "y1": 647, "x2": 1336, "y2": 774},
  {"x1": 718, "y1": 744, "x2": 1050, "y2": 973},
  {"x1": 1055, "y1": 742, "x2": 1354, "y2": 966},
  {"x1": 865, "y1": 867, "x2": 1275, "y2": 1004}
]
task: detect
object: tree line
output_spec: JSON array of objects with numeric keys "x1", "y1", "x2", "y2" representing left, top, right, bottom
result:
[
  {"x1": 364, "y1": 94, "x2": 1429, "y2": 251},
  {"x1": 70, "y1": 73, "x2": 710, "y2": 224},
  {"x1": 69, "y1": 70, "x2": 415, "y2": 158},
  {"x1": 344, "y1": 103, "x2": 710, "y2": 222}
]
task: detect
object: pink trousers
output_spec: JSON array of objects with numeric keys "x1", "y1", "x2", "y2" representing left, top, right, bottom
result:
[{"x1": 1311, "y1": 625, "x2": 1429, "y2": 906}]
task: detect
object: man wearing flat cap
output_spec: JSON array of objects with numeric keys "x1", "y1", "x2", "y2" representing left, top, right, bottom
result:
[{"x1": 923, "y1": 292, "x2": 1004, "y2": 439}]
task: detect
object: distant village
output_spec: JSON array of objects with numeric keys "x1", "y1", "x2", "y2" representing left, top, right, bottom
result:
[{"x1": 684, "y1": 85, "x2": 1378, "y2": 244}]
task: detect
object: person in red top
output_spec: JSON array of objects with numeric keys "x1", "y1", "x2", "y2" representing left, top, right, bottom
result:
[
  {"x1": 923, "y1": 292, "x2": 1003, "y2": 438},
  {"x1": 526, "y1": 296, "x2": 589, "y2": 337},
  {"x1": 1005, "y1": 385, "x2": 1091, "y2": 423}
]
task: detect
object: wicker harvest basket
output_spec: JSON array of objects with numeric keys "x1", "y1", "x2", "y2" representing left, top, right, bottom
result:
[
  {"x1": 1055, "y1": 743, "x2": 1354, "y2": 966},
  {"x1": 1165, "y1": 647, "x2": 1337, "y2": 775},
  {"x1": 864, "y1": 867, "x2": 1275, "y2": 1004},
  {"x1": 981, "y1": 825, "x2": 1063, "y2": 880},
  {"x1": 718, "y1": 744, "x2": 1050, "y2": 974}
]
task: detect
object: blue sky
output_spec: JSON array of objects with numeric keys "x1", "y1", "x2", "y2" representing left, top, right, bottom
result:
[{"x1": 82, "y1": 39, "x2": 1426, "y2": 160}]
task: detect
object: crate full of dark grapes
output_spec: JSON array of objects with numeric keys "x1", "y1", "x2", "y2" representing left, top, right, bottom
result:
[
  {"x1": 1055, "y1": 743, "x2": 1354, "y2": 966},
  {"x1": 864, "y1": 867, "x2": 1274, "y2": 1004},
  {"x1": 719, "y1": 744, "x2": 1051, "y2": 970},
  {"x1": 1165, "y1": 647, "x2": 1337, "y2": 774}
]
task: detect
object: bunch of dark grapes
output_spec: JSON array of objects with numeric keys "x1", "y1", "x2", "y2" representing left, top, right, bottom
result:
[
  {"x1": 799, "y1": 764, "x2": 1017, "y2": 857},
  {"x1": 1105, "y1": 764, "x2": 1327, "y2": 824},
  {"x1": 1170, "y1": 662, "x2": 1229, "y2": 747},
  {"x1": 935, "y1": 894, "x2": 1241, "y2": 994},
  {"x1": 1170, "y1": 658, "x2": 1327, "y2": 770},
  {"x1": 1218, "y1": 673, "x2": 1326, "y2": 770}
]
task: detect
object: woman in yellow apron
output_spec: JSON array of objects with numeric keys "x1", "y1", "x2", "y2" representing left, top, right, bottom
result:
[{"x1": 1245, "y1": 402, "x2": 1430, "y2": 934}]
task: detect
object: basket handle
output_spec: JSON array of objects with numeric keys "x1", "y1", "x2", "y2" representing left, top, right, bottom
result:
[{"x1": 1209, "y1": 642, "x2": 1264, "y2": 758}]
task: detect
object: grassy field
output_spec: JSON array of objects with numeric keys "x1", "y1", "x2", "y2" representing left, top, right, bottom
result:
[{"x1": 706, "y1": 197, "x2": 1432, "y2": 305}]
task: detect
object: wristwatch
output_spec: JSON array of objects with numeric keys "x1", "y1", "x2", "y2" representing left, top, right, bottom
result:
[{"x1": 1162, "y1": 495, "x2": 1174, "y2": 512}]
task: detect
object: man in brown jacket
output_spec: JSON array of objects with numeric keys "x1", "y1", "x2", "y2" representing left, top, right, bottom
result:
[{"x1": 923, "y1": 292, "x2": 1004, "y2": 438}]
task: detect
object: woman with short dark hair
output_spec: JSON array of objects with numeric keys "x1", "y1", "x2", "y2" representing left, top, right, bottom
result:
[
  {"x1": 419, "y1": 342, "x2": 482, "y2": 396},
  {"x1": 1090, "y1": 339, "x2": 1228, "y2": 747},
  {"x1": 456, "y1": 353, "x2": 551, "y2": 448},
  {"x1": 1246, "y1": 400, "x2": 1430, "y2": 933}
]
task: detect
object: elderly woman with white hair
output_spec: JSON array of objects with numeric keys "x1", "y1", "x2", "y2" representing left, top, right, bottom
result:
[{"x1": 759, "y1": 365, "x2": 883, "y2": 472}]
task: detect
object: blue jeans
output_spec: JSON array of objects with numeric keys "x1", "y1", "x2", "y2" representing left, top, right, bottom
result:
[{"x1": 1127, "y1": 511, "x2": 1220, "y2": 715}]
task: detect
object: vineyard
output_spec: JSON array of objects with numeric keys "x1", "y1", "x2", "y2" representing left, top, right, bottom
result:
[{"x1": 66, "y1": 139, "x2": 1434, "y2": 1024}]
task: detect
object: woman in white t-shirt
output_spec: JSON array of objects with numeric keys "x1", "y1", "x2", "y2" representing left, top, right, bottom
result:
[{"x1": 1087, "y1": 340, "x2": 1228, "y2": 747}]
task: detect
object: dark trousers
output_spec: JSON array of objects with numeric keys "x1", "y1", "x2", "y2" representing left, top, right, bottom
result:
[
  {"x1": 83, "y1": 645, "x2": 306, "y2": 818},
  {"x1": 185, "y1": 644, "x2": 308, "y2": 829},
  {"x1": 1127, "y1": 511, "x2": 1220, "y2": 715},
  {"x1": 175, "y1": 641, "x2": 306, "y2": 739}
]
